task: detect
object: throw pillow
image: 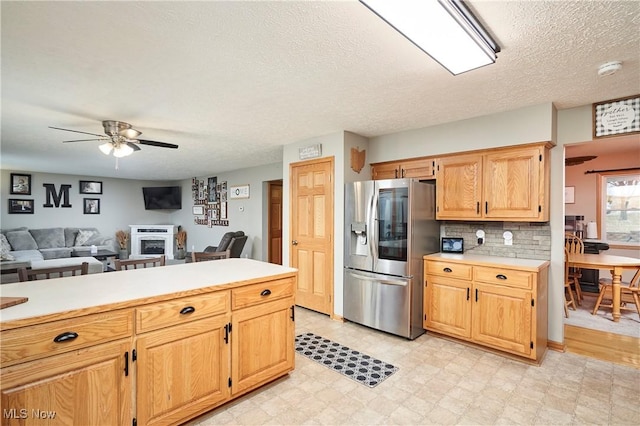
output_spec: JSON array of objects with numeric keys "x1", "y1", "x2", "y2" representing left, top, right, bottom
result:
[
  {"x1": 79, "y1": 228, "x2": 106, "y2": 246},
  {"x1": 5, "y1": 230, "x2": 38, "y2": 251},
  {"x1": 0, "y1": 234, "x2": 15, "y2": 260},
  {"x1": 74, "y1": 229, "x2": 95, "y2": 246}
]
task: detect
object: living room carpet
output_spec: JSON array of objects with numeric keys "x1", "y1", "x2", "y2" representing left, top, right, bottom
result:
[{"x1": 295, "y1": 333, "x2": 398, "y2": 388}]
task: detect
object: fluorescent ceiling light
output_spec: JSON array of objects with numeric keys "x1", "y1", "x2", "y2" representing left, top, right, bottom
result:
[{"x1": 361, "y1": 0, "x2": 500, "y2": 75}]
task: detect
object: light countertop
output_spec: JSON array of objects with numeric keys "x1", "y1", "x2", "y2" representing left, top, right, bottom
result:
[
  {"x1": 0, "y1": 259, "x2": 297, "y2": 326},
  {"x1": 424, "y1": 253, "x2": 549, "y2": 271}
]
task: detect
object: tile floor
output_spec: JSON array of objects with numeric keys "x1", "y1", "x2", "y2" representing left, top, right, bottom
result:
[{"x1": 190, "y1": 307, "x2": 640, "y2": 426}]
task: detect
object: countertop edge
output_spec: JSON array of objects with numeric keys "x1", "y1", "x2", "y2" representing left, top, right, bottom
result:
[{"x1": 423, "y1": 253, "x2": 550, "y2": 272}]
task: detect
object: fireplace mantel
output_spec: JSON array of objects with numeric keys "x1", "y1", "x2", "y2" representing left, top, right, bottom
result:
[{"x1": 130, "y1": 225, "x2": 178, "y2": 260}]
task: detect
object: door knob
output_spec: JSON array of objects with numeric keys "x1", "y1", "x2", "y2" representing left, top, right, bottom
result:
[{"x1": 292, "y1": 240, "x2": 298, "y2": 245}]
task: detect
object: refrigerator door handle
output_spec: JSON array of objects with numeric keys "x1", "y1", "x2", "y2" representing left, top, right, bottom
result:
[
  {"x1": 347, "y1": 271, "x2": 409, "y2": 286},
  {"x1": 370, "y1": 188, "x2": 379, "y2": 263}
]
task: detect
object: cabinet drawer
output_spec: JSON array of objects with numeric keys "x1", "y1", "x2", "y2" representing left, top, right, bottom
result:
[
  {"x1": 426, "y1": 261, "x2": 472, "y2": 281},
  {"x1": 1, "y1": 310, "x2": 133, "y2": 367},
  {"x1": 474, "y1": 267, "x2": 533, "y2": 289},
  {"x1": 232, "y1": 278, "x2": 294, "y2": 310},
  {"x1": 136, "y1": 291, "x2": 229, "y2": 333}
]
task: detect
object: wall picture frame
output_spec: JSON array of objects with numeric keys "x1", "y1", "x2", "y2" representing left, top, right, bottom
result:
[
  {"x1": 10, "y1": 173, "x2": 31, "y2": 195},
  {"x1": 80, "y1": 180, "x2": 103, "y2": 194},
  {"x1": 564, "y1": 186, "x2": 575, "y2": 204},
  {"x1": 83, "y1": 198, "x2": 100, "y2": 214},
  {"x1": 8, "y1": 198, "x2": 34, "y2": 214},
  {"x1": 192, "y1": 205, "x2": 205, "y2": 215},
  {"x1": 593, "y1": 94, "x2": 640, "y2": 138}
]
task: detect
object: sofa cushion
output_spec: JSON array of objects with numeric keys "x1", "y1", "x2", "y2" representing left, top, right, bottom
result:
[
  {"x1": 29, "y1": 228, "x2": 66, "y2": 250},
  {"x1": 64, "y1": 228, "x2": 78, "y2": 247},
  {"x1": 1, "y1": 226, "x2": 27, "y2": 235},
  {"x1": 6, "y1": 230, "x2": 38, "y2": 251},
  {"x1": 0, "y1": 234, "x2": 15, "y2": 260},
  {"x1": 9, "y1": 249, "x2": 44, "y2": 263},
  {"x1": 39, "y1": 247, "x2": 73, "y2": 260}
]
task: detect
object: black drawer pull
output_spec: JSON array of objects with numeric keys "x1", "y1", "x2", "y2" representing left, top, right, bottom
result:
[
  {"x1": 53, "y1": 332, "x2": 78, "y2": 343},
  {"x1": 443, "y1": 267, "x2": 452, "y2": 273},
  {"x1": 496, "y1": 274, "x2": 507, "y2": 280},
  {"x1": 180, "y1": 306, "x2": 195, "y2": 315},
  {"x1": 260, "y1": 289, "x2": 272, "y2": 296}
]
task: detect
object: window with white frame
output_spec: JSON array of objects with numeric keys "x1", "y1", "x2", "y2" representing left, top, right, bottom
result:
[{"x1": 598, "y1": 171, "x2": 640, "y2": 247}]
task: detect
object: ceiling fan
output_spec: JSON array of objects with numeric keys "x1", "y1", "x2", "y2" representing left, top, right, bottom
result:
[
  {"x1": 565, "y1": 156, "x2": 597, "y2": 166},
  {"x1": 50, "y1": 120, "x2": 178, "y2": 157}
]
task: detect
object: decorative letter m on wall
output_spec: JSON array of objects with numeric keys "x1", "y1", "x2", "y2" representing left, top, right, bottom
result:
[{"x1": 43, "y1": 183, "x2": 72, "y2": 208}]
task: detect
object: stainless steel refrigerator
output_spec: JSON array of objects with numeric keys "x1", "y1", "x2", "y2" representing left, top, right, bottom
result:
[{"x1": 344, "y1": 179, "x2": 439, "y2": 339}]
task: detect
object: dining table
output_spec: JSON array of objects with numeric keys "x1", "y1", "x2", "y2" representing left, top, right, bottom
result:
[{"x1": 567, "y1": 252, "x2": 640, "y2": 322}]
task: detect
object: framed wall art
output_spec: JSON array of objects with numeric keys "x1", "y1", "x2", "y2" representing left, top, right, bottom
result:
[
  {"x1": 8, "y1": 199, "x2": 34, "y2": 214},
  {"x1": 10, "y1": 173, "x2": 31, "y2": 195},
  {"x1": 564, "y1": 186, "x2": 575, "y2": 204},
  {"x1": 593, "y1": 94, "x2": 640, "y2": 138},
  {"x1": 80, "y1": 180, "x2": 103, "y2": 194},
  {"x1": 192, "y1": 205, "x2": 205, "y2": 215},
  {"x1": 83, "y1": 198, "x2": 100, "y2": 214}
]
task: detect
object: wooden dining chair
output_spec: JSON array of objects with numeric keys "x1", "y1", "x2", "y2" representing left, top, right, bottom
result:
[
  {"x1": 592, "y1": 268, "x2": 640, "y2": 318},
  {"x1": 191, "y1": 250, "x2": 230, "y2": 262},
  {"x1": 18, "y1": 262, "x2": 89, "y2": 282},
  {"x1": 563, "y1": 248, "x2": 576, "y2": 317},
  {"x1": 564, "y1": 232, "x2": 584, "y2": 304},
  {"x1": 115, "y1": 255, "x2": 166, "y2": 271}
]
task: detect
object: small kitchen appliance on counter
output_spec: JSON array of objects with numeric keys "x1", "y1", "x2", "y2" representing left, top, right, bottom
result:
[{"x1": 344, "y1": 179, "x2": 440, "y2": 339}]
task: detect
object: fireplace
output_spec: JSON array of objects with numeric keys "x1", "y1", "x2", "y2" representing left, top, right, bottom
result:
[{"x1": 130, "y1": 225, "x2": 178, "y2": 260}]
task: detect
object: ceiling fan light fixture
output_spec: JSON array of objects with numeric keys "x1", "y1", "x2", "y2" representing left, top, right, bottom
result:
[
  {"x1": 113, "y1": 143, "x2": 134, "y2": 158},
  {"x1": 120, "y1": 128, "x2": 141, "y2": 139},
  {"x1": 98, "y1": 142, "x2": 113, "y2": 155}
]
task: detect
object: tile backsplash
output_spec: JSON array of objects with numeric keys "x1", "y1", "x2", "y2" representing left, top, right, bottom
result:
[{"x1": 441, "y1": 221, "x2": 551, "y2": 260}]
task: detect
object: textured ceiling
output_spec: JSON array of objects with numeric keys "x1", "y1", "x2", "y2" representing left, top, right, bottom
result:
[{"x1": 1, "y1": 1, "x2": 639, "y2": 180}]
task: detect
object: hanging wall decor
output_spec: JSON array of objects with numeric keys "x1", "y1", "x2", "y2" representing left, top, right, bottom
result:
[{"x1": 191, "y1": 177, "x2": 229, "y2": 226}]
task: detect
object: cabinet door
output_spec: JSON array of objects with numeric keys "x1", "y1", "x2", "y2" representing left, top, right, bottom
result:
[
  {"x1": 231, "y1": 297, "x2": 295, "y2": 396},
  {"x1": 484, "y1": 146, "x2": 542, "y2": 219},
  {"x1": 371, "y1": 162, "x2": 400, "y2": 180},
  {"x1": 436, "y1": 154, "x2": 482, "y2": 219},
  {"x1": 400, "y1": 158, "x2": 436, "y2": 179},
  {"x1": 472, "y1": 283, "x2": 532, "y2": 357},
  {"x1": 1, "y1": 339, "x2": 131, "y2": 426},
  {"x1": 136, "y1": 315, "x2": 230, "y2": 426},
  {"x1": 424, "y1": 275, "x2": 471, "y2": 338}
]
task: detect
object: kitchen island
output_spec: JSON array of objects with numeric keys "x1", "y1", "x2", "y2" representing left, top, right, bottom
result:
[{"x1": 1, "y1": 258, "x2": 297, "y2": 426}]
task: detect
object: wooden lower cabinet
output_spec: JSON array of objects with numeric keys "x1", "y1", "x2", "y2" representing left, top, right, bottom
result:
[
  {"x1": 1, "y1": 273, "x2": 297, "y2": 426},
  {"x1": 423, "y1": 276, "x2": 471, "y2": 339},
  {"x1": 136, "y1": 315, "x2": 231, "y2": 426},
  {"x1": 1, "y1": 339, "x2": 132, "y2": 426},
  {"x1": 424, "y1": 256, "x2": 548, "y2": 362},
  {"x1": 231, "y1": 297, "x2": 295, "y2": 396}
]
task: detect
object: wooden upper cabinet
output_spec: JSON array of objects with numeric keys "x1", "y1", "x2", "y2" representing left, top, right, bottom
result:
[
  {"x1": 436, "y1": 153, "x2": 483, "y2": 219},
  {"x1": 371, "y1": 157, "x2": 436, "y2": 180},
  {"x1": 436, "y1": 143, "x2": 551, "y2": 221}
]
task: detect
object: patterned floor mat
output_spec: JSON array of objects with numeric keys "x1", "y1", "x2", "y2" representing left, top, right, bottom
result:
[{"x1": 295, "y1": 333, "x2": 398, "y2": 388}]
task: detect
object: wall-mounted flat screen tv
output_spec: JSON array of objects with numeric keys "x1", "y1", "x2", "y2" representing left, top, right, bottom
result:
[{"x1": 142, "y1": 186, "x2": 182, "y2": 210}]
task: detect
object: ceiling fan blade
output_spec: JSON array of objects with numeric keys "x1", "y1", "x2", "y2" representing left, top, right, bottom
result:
[
  {"x1": 138, "y1": 139, "x2": 179, "y2": 149},
  {"x1": 62, "y1": 138, "x2": 106, "y2": 143},
  {"x1": 126, "y1": 142, "x2": 142, "y2": 151},
  {"x1": 49, "y1": 126, "x2": 105, "y2": 138}
]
